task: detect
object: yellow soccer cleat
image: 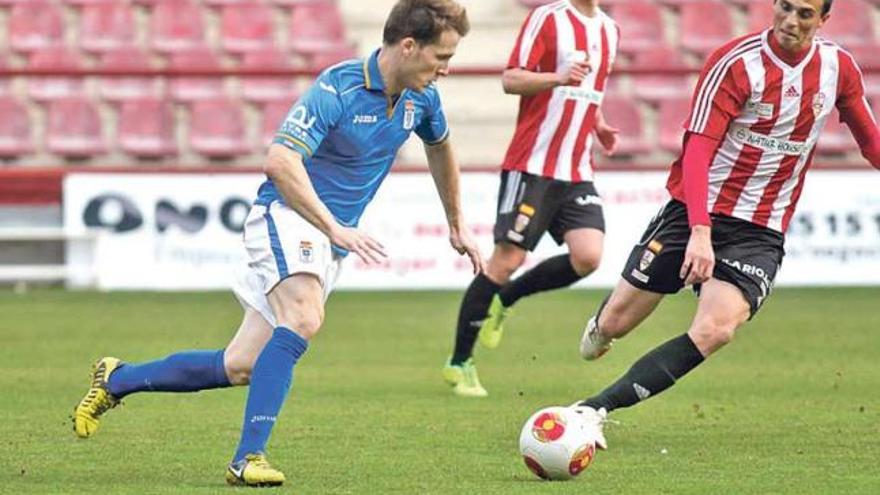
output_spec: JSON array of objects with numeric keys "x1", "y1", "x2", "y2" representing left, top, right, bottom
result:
[
  {"x1": 73, "y1": 357, "x2": 122, "y2": 438},
  {"x1": 478, "y1": 295, "x2": 511, "y2": 350},
  {"x1": 442, "y1": 357, "x2": 488, "y2": 397},
  {"x1": 226, "y1": 454, "x2": 286, "y2": 487}
]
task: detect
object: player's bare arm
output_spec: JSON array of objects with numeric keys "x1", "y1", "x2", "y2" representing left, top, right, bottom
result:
[
  {"x1": 264, "y1": 143, "x2": 387, "y2": 264},
  {"x1": 424, "y1": 139, "x2": 485, "y2": 274},
  {"x1": 593, "y1": 108, "x2": 619, "y2": 156},
  {"x1": 501, "y1": 58, "x2": 591, "y2": 97}
]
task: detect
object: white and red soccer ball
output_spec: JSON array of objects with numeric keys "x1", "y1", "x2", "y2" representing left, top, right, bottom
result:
[{"x1": 519, "y1": 406, "x2": 599, "y2": 481}]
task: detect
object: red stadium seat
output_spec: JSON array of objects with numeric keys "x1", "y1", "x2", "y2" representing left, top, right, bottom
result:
[
  {"x1": 658, "y1": 97, "x2": 692, "y2": 153},
  {"x1": 817, "y1": 110, "x2": 857, "y2": 154},
  {"x1": 0, "y1": 96, "x2": 34, "y2": 157},
  {"x1": 97, "y1": 46, "x2": 164, "y2": 103},
  {"x1": 79, "y1": 2, "x2": 136, "y2": 53},
  {"x1": 9, "y1": 1, "x2": 64, "y2": 53},
  {"x1": 820, "y1": 0, "x2": 874, "y2": 50},
  {"x1": 220, "y1": 2, "x2": 276, "y2": 53},
  {"x1": 288, "y1": 2, "x2": 349, "y2": 56},
  {"x1": 27, "y1": 47, "x2": 87, "y2": 102},
  {"x1": 168, "y1": 46, "x2": 226, "y2": 102},
  {"x1": 260, "y1": 99, "x2": 293, "y2": 147},
  {"x1": 189, "y1": 98, "x2": 250, "y2": 158},
  {"x1": 46, "y1": 98, "x2": 106, "y2": 158},
  {"x1": 605, "y1": 1, "x2": 665, "y2": 54},
  {"x1": 600, "y1": 96, "x2": 651, "y2": 155},
  {"x1": 150, "y1": 0, "x2": 207, "y2": 53},
  {"x1": 746, "y1": 0, "x2": 774, "y2": 34},
  {"x1": 118, "y1": 98, "x2": 177, "y2": 157},
  {"x1": 307, "y1": 44, "x2": 358, "y2": 71},
  {"x1": 627, "y1": 46, "x2": 695, "y2": 103},
  {"x1": 241, "y1": 48, "x2": 299, "y2": 103},
  {"x1": 679, "y1": 1, "x2": 736, "y2": 56}
]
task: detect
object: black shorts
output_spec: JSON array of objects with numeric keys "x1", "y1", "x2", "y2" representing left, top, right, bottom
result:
[
  {"x1": 622, "y1": 200, "x2": 785, "y2": 318},
  {"x1": 493, "y1": 170, "x2": 605, "y2": 251}
]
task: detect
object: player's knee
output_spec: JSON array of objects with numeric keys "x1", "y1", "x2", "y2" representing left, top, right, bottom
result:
[
  {"x1": 223, "y1": 349, "x2": 255, "y2": 386},
  {"x1": 275, "y1": 303, "x2": 324, "y2": 341},
  {"x1": 569, "y1": 250, "x2": 601, "y2": 277},
  {"x1": 688, "y1": 320, "x2": 738, "y2": 355},
  {"x1": 486, "y1": 257, "x2": 522, "y2": 284}
]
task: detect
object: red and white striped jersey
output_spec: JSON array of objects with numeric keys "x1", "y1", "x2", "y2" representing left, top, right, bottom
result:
[
  {"x1": 667, "y1": 29, "x2": 875, "y2": 233},
  {"x1": 501, "y1": 0, "x2": 619, "y2": 183}
]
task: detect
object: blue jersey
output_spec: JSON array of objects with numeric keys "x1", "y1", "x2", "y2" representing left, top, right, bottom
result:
[{"x1": 257, "y1": 48, "x2": 449, "y2": 229}]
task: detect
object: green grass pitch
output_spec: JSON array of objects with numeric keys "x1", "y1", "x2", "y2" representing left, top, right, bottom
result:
[{"x1": 1, "y1": 288, "x2": 878, "y2": 494}]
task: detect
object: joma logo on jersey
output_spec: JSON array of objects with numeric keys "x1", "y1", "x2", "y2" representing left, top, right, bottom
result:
[{"x1": 353, "y1": 114, "x2": 378, "y2": 124}]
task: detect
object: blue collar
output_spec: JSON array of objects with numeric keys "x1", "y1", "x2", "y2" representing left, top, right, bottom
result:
[{"x1": 363, "y1": 48, "x2": 385, "y2": 92}]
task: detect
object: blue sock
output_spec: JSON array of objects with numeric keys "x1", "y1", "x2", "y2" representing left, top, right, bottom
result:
[
  {"x1": 233, "y1": 327, "x2": 308, "y2": 462},
  {"x1": 107, "y1": 349, "x2": 231, "y2": 398}
]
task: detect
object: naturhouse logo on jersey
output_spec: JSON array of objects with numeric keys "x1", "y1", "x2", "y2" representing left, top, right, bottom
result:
[{"x1": 731, "y1": 126, "x2": 808, "y2": 156}]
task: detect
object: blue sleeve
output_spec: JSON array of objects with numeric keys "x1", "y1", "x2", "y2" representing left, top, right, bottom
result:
[
  {"x1": 273, "y1": 72, "x2": 343, "y2": 157},
  {"x1": 414, "y1": 86, "x2": 449, "y2": 145}
]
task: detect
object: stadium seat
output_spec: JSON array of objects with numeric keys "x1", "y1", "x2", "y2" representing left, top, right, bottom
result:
[
  {"x1": 679, "y1": 1, "x2": 736, "y2": 56},
  {"x1": 516, "y1": 0, "x2": 555, "y2": 7},
  {"x1": 150, "y1": 0, "x2": 207, "y2": 53},
  {"x1": 846, "y1": 46, "x2": 880, "y2": 98},
  {"x1": 288, "y1": 2, "x2": 349, "y2": 56},
  {"x1": 605, "y1": 1, "x2": 666, "y2": 54},
  {"x1": 658, "y1": 97, "x2": 692, "y2": 153},
  {"x1": 9, "y1": 1, "x2": 64, "y2": 53},
  {"x1": 260, "y1": 99, "x2": 293, "y2": 147},
  {"x1": 627, "y1": 46, "x2": 695, "y2": 103},
  {"x1": 0, "y1": 96, "x2": 34, "y2": 157},
  {"x1": 27, "y1": 47, "x2": 87, "y2": 102},
  {"x1": 79, "y1": 2, "x2": 136, "y2": 53},
  {"x1": 240, "y1": 48, "x2": 299, "y2": 103},
  {"x1": 188, "y1": 98, "x2": 250, "y2": 158},
  {"x1": 220, "y1": 2, "x2": 277, "y2": 53},
  {"x1": 168, "y1": 46, "x2": 226, "y2": 102},
  {"x1": 746, "y1": 0, "x2": 774, "y2": 34},
  {"x1": 118, "y1": 98, "x2": 177, "y2": 158},
  {"x1": 600, "y1": 96, "x2": 651, "y2": 155},
  {"x1": 819, "y1": 0, "x2": 874, "y2": 50},
  {"x1": 307, "y1": 44, "x2": 358, "y2": 71},
  {"x1": 817, "y1": 110, "x2": 857, "y2": 154},
  {"x1": 97, "y1": 46, "x2": 164, "y2": 103},
  {"x1": 46, "y1": 98, "x2": 106, "y2": 158}
]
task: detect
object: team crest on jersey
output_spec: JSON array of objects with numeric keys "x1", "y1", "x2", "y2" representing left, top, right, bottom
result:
[
  {"x1": 812, "y1": 92, "x2": 826, "y2": 118},
  {"x1": 299, "y1": 241, "x2": 314, "y2": 263},
  {"x1": 403, "y1": 100, "x2": 415, "y2": 130},
  {"x1": 514, "y1": 204, "x2": 535, "y2": 233},
  {"x1": 639, "y1": 249, "x2": 656, "y2": 271}
]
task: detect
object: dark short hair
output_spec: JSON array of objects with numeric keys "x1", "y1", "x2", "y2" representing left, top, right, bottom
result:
[
  {"x1": 383, "y1": 0, "x2": 470, "y2": 46},
  {"x1": 821, "y1": 0, "x2": 833, "y2": 16}
]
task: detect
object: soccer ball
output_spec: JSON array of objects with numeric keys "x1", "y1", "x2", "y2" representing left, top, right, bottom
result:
[{"x1": 519, "y1": 406, "x2": 598, "y2": 481}]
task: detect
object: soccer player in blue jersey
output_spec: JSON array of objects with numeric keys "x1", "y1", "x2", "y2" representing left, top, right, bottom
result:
[{"x1": 72, "y1": 0, "x2": 481, "y2": 487}]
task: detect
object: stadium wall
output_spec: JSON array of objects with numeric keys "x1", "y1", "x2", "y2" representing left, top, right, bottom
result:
[{"x1": 27, "y1": 167, "x2": 876, "y2": 290}]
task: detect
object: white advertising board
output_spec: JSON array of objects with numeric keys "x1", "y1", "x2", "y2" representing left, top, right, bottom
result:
[{"x1": 64, "y1": 170, "x2": 880, "y2": 290}]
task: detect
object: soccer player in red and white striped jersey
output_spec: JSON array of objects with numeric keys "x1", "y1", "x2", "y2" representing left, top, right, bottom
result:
[
  {"x1": 444, "y1": 0, "x2": 621, "y2": 397},
  {"x1": 570, "y1": 0, "x2": 880, "y2": 447}
]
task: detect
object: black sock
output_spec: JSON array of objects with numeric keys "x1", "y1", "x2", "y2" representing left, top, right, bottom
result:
[
  {"x1": 581, "y1": 333, "x2": 705, "y2": 412},
  {"x1": 451, "y1": 273, "x2": 501, "y2": 365},
  {"x1": 498, "y1": 254, "x2": 583, "y2": 307}
]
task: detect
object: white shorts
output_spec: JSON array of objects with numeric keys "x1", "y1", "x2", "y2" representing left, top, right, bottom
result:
[{"x1": 232, "y1": 201, "x2": 342, "y2": 327}]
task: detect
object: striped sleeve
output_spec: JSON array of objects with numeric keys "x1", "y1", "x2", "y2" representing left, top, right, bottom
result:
[
  {"x1": 506, "y1": 8, "x2": 554, "y2": 71},
  {"x1": 836, "y1": 49, "x2": 879, "y2": 165},
  {"x1": 686, "y1": 37, "x2": 756, "y2": 139}
]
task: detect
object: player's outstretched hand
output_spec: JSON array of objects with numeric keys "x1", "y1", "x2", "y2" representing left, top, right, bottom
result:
[
  {"x1": 329, "y1": 225, "x2": 387, "y2": 265},
  {"x1": 595, "y1": 122, "x2": 620, "y2": 156},
  {"x1": 449, "y1": 225, "x2": 485, "y2": 275},
  {"x1": 680, "y1": 225, "x2": 714, "y2": 286}
]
